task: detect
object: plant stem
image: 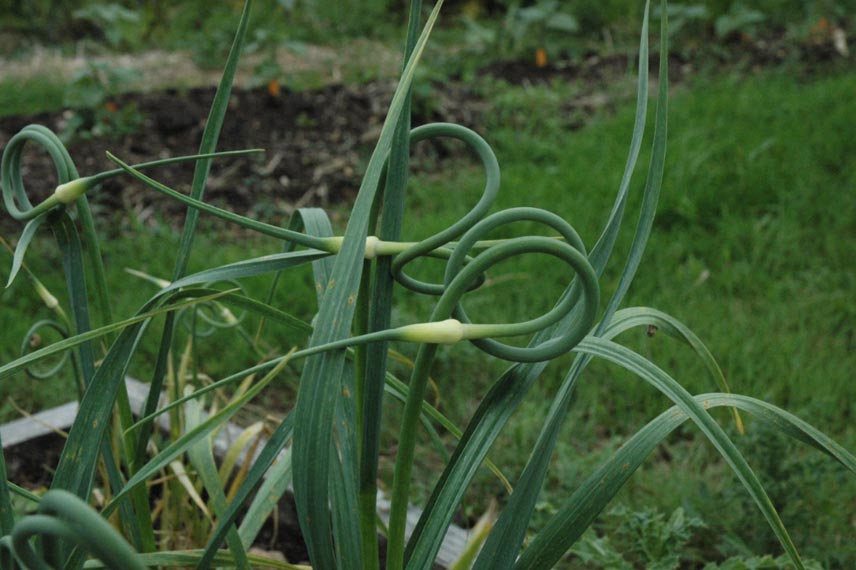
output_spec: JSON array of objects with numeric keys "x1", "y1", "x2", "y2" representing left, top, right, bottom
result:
[
  {"x1": 385, "y1": 343, "x2": 439, "y2": 570},
  {"x1": 357, "y1": 1, "x2": 423, "y2": 567}
]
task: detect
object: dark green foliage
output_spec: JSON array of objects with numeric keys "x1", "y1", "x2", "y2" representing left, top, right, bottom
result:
[
  {"x1": 566, "y1": 504, "x2": 825, "y2": 570},
  {"x1": 60, "y1": 61, "x2": 143, "y2": 142},
  {"x1": 1, "y1": 1, "x2": 855, "y2": 569},
  {"x1": 571, "y1": 506, "x2": 705, "y2": 569}
]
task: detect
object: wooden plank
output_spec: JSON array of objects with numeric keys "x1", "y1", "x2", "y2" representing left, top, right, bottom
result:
[
  {"x1": 0, "y1": 401, "x2": 79, "y2": 448},
  {"x1": 1, "y1": 377, "x2": 470, "y2": 566},
  {"x1": 376, "y1": 491, "x2": 469, "y2": 569}
]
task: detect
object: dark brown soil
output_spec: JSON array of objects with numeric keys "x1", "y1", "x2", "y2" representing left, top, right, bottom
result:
[
  {"x1": 251, "y1": 495, "x2": 312, "y2": 566},
  {"x1": 2, "y1": 433, "x2": 66, "y2": 490},
  {"x1": 0, "y1": 80, "x2": 483, "y2": 234},
  {"x1": 0, "y1": 34, "x2": 848, "y2": 237},
  {"x1": 478, "y1": 31, "x2": 850, "y2": 87},
  {"x1": 253, "y1": 501, "x2": 445, "y2": 570},
  {"x1": 3, "y1": 432, "x2": 446, "y2": 569}
]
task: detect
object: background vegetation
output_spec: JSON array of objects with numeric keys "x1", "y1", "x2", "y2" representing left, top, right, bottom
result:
[{"x1": 1, "y1": 1, "x2": 854, "y2": 568}]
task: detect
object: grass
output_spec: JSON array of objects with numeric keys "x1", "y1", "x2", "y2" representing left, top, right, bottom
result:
[
  {"x1": 426, "y1": 69, "x2": 856, "y2": 564},
  {"x1": 2, "y1": 56, "x2": 855, "y2": 568},
  {"x1": 375, "y1": 66, "x2": 856, "y2": 565},
  {"x1": 0, "y1": 77, "x2": 66, "y2": 119},
  {"x1": 382, "y1": 66, "x2": 855, "y2": 415}
]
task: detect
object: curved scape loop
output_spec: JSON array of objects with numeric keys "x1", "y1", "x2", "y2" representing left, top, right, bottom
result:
[
  {"x1": 20, "y1": 320, "x2": 73, "y2": 381},
  {"x1": 383, "y1": 125, "x2": 600, "y2": 362},
  {"x1": 6, "y1": 490, "x2": 146, "y2": 570},
  {"x1": 391, "y1": 122, "x2": 500, "y2": 295},
  {"x1": 1, "y1": 125, "x2": 78, "y2": 222},
  {"x1": 442, "y1": 207, "x2": 599, "y2": 362}
]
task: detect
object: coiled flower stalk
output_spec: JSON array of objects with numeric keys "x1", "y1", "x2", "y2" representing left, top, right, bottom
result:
[{"x1": 0, "y1": 490, "x2": 145, "y2": 570}]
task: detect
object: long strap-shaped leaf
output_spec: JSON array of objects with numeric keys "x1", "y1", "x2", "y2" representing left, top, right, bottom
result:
[
  {"x1": 404, "y1": 303, "x2": 736, "y2": 569},
  {"x1": 573, "y1": 337, "x2": 804, "y2": 568},
  {"x1": 6, "y1": 214, "x2": 46, "y2": 286},
  {"x1": 196, "y1": 414, "x2": 296, "y2": 570},
  {"x1": 173, "y1": 2, "x2": 252, "y2": 280},
  {"x1": 470, "y1": 3, "x2": 669, "y2": 568},
  {"x1": 104, "y1": 354, "x2": 295, "y2": 515},
  {"x1": 308, "y1": 210, "x2": 364, "y2": 570},
  {"x1": 332, "y1": 361, "x2": 361, "y2": 569},
  {"x1": 9, "y1": 134, "x2": 154, "y2": 548},
  {"x1": 0, "y1": 248, "x2": 324, "y2": 381},
  {"x1": 359, "y1": 3, "x2": 422, "y2": 566},
  {"x1": 48, "y1": 249, "x2": 321, "y2": 503},
  {"x1": 194, "y1": 208, "x2": 345, "y2": 570},
  {"x1": 0, "y1": 290, "x2": 255, "y2": 381},
  {"x1": 51, "y1": 322, "x2": 148, "y2": 499},
  {"x1": 298, "y1": 207, "x2": 363, "y2": 569},
  {"x1": 0, "y1": 442, "x2": 11, "y2": 570},
  {"x1": 603, "y1": 307, "x2": 744, "y2": 432},
  {"x1": 82, "y1": 549, "x2": 310, "y2": 569},
  {"x1": 169, "y1": 250, "x2": 329, "y2": 290},
  {"x1": 516, "y1": 391, "x2": 856, "y2": 569},
  {"x1": 185, "y1": 398, "x2": 250, "y2": 569},
  {"x1": 59, "y1": 209, "x2": 157, "y2": 553},
  {"x1": 405, "y1": 4, "x2": 657, "y2": 569},
  {"x1": 133, "y1": 347, "x2": 504, "y2": 562},
  {"x1": 5, "y1": 123, "x2": 138, "y2": 430},
  {"x1": 290, "y1": 3, "x2": 444, "y2": 568},
  {"x1": 254, "y1": 208, "x2": 332, "y2": 342},
  {"x1": 236, "y1": 448, "x2": 293, "y2": 550},
  {"x1": 52, "y1": 214, "x2": 96, "y2": 382},
  {"x1": 135, "y1": 0, "x2": 254, "y2": 469}
]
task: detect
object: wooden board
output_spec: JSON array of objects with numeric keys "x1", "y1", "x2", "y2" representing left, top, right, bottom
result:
[{"x1": 0, "y1": 377, "x2": 470, "y2": 566}]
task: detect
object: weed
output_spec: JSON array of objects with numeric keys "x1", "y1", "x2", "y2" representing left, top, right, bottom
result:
[
  {"x1": 71, "y1": 3, "x2": 144, "y2": 50},
  {"x1": 60, "y1": 60, "x2": 143, "y2": 142}
]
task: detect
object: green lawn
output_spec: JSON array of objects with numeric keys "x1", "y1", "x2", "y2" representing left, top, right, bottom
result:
[
  {"x1": 2, "y1": 65, "x2": 854, "y2": 566},
  {"x1": 390, "y1": 67, "x2": 856, "y2": 566}
]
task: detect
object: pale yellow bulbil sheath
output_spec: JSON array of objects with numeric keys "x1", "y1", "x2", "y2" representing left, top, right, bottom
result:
[
  {"x1": 34, "y1": 281, "x2": 59, "y2": 309},
  {"x1": 53, "y1": 178, "x2": 90, "y2": 204},
  {"x1": 325, "y1": 235, "x2": 382, "y2": 259},
  {"x1": 397, "y1": 318, "x2": 465, "y2": 344},
  {"x1": 363, "y1": 235, "x2": 381, "y2": 259}
]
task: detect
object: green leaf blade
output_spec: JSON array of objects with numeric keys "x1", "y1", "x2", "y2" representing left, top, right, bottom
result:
[
  {"x1": 290, "y1": 3, "x2": 445, "y2": 567},
  {"x1": 516, "y1": 392, "x2": 856, "y2": 570}
]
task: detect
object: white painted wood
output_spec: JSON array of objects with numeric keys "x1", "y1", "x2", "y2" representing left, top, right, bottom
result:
[
  {"x1": 0, "y1": 401, "x2": 79, "y2": 448},
  {"x1": 376, "y1": 491, "x2": 470, "y2": 569},
  {"x1": 1, "y1": 377, "x2": 470, "y2": 566}
]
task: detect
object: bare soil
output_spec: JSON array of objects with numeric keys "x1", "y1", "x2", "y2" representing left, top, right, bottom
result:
[
  {"x1": 2, "y1": 432, "x2": 445, "y2": 569},
  {"x1": 2, "y1": 433, "x2": 65, "y2": 490},
  {"x1": 0, "y1": 79, "x2": 481, "y2": 235},
  {"x1": 0, "y1": 34, "x2": 848, "y2": 236}
]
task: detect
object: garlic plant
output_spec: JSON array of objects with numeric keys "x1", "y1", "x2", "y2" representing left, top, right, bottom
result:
[{"x1": 1, "y1": 1, "x2": 854, "y2": 570}]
